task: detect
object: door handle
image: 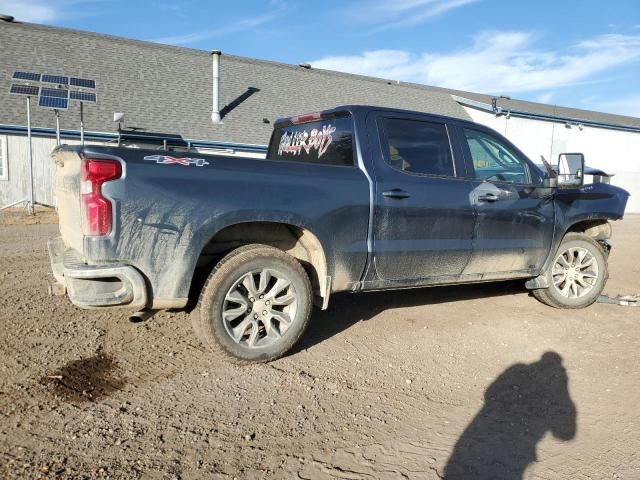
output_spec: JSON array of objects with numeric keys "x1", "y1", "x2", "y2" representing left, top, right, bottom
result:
[
  {"x1": 382, "y1": 189, "x2": 411, "y2": 200},
  {"x1": 478, "y1": 192, "x2": 499, "y2": 202}
]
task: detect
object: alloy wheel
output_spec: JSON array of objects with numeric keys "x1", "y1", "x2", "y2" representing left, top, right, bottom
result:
[
  {"x1": 551, "y1": 246, "x2": 599, "y2": 299},
  {"x1": 221, "y1": 269, "x2": 298, "y2": 349}
]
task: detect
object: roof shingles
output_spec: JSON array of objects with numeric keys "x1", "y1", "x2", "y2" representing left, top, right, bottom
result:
[{"x1": 1, "y1": 21, "x2": 638, "y2": 146}]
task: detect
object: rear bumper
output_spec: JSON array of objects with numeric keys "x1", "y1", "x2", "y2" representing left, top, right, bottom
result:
[{"x1": 48, "y1": 237, "x2": 148, "y2": 309}]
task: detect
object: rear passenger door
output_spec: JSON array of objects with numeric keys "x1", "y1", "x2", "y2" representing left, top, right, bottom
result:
[{"x1": 366, "y1": 112, "x2": 475, "y2": 284}]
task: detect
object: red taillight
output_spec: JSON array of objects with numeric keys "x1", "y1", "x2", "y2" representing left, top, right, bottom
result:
[{"x1": 81, "y1": 159, "x2": 122, "y2": 236}]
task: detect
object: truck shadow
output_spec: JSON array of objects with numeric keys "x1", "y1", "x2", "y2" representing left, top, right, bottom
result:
[
  {"x1": 442, "y1": 351, "x2": 577, "y2": 479},
  {"x1": 293, "y1": 280, "x2": 526, "y2": 353}
]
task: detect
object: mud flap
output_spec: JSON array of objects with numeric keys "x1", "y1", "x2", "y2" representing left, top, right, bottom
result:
[{"x1": 525, "y1": 276, "x2": 549, "y2": 290}]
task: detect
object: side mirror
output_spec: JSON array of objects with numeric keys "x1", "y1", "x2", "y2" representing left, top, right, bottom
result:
[
  {"x1": 557, "y1": 153, "x2": 584, "y2": 187},
  {"x1": 542, "y1": 176, "x2": 558, "y2": 188}
]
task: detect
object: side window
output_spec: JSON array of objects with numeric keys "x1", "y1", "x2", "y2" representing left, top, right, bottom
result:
[
  {"x1": 464, "y1": 129, "x2": 530, "y2": 184},
  {"x1": 381, "y1": 118, "x2": 454, "y2": 177},
  {"x1": 0, "y1": 136, "x2": 7, "y2": 181}
]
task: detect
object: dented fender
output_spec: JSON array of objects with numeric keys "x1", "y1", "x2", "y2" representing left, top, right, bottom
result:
[{"x1": 526, "y1": 182, "x2": 629, "y2": 288}]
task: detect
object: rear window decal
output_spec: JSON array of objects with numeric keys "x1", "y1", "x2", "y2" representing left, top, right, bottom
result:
[{"x1": 278, "y1": 124, "x2": 337, "y2": 159}]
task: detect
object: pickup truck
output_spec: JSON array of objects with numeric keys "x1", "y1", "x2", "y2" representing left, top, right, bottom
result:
[{"x1": 49, "y1": 105, "x2": 630, "y2": 363}]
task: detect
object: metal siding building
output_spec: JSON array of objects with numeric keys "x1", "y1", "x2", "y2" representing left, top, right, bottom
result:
[{"x1": 1, "y1": 19, "x2": 639, "y2": 211}]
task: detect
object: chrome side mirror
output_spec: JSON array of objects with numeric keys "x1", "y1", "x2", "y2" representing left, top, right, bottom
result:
[{"x1": 557, "y1": 153, "x2": 584, "y2": 187}]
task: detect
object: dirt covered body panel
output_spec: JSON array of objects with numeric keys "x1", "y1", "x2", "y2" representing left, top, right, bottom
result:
[
  {"x1": 53, "y1": 144, "x2": 371, "y2": 304},
  {"x1": 555, "y1": 182, "x2": 629, "y2": 227}
]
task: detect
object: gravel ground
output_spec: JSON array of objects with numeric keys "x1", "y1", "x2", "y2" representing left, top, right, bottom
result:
[{"x1": 0, "y1": 216, "x2": 639, "y2": 479}]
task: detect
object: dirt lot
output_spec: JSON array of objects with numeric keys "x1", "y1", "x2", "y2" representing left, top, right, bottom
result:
[{"x1": 1, "y1": 216, "x2": 639, "y2": 479}]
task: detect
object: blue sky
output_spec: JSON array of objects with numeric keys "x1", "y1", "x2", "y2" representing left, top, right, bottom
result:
[{"x1": 4, "y1": 0, "x2": 640, "y2": 117}]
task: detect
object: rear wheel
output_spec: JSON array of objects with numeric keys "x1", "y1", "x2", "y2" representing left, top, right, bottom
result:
[
  {"x1": 533, "y1": 233, "x2": 608, "y2": 309},
  {"x1": 192, "y1": 244, "x2": 312, "y2": 364}
]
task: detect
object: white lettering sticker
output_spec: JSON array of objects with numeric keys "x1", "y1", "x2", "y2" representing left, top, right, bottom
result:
[{"x1": 278, "y1": 124, "x2": 337, "y2": 159}]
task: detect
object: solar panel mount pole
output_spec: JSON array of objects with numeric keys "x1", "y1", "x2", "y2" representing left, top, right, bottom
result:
[
  {"x1": 26, "y1": 96, "x2": 35, "y2": 216},
  {"x1": 80, "y1": 101, "x2": 84, "y2": 145},
  {"x1": 55, "y1": 109, "x2": 61, "y2": 145}
]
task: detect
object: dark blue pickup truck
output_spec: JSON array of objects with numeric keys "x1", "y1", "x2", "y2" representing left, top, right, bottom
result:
[{"x1": 49, "y1": 105, "x2": 629, "y2": 363}]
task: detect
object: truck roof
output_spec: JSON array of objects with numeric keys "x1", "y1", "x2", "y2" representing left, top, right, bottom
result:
[{"x1": 273, "y1": 104, "x2": 482, "y2": 129}]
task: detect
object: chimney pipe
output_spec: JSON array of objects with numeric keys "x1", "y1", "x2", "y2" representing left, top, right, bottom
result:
[{"x1": 211, "y1": 50, "x2": 222, "y2": 123}]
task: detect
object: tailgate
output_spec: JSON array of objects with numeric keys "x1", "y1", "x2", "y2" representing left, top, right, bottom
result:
[{"x1": 53, "y1": 147, "x2": 84, "y2": 255}]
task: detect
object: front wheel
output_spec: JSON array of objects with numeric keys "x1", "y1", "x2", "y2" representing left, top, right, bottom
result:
[
  {"x1": 533, "y1": 233, "x2": 608, "y2": 309},
  {"x1": 192, "y1": 244, "x2": 312, "y2": 364}
]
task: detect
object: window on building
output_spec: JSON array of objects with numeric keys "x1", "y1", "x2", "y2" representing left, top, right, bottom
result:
[
  {"x1": 464, "y1": 129, "x2": 530, "y2": 184},
  {"x1": 381, "y1": 118, "x2": 454, "y2": 177},
  {"x1": 0, "y1": 136, "x2": 7, "y2": 181}
]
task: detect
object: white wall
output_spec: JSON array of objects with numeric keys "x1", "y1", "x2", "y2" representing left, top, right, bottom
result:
[
  {"x1": 0, "y1": 135, "x2": 59, "y2": 207},
  {"x1": 0, "y1": 135, "x2": 106, "y2": 208},
  {"x1": 462, "y1": 106, "x2": 640, "y2": 213}
]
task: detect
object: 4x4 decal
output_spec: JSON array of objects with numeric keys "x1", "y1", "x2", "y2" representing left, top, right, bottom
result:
[{"x1": 144, "y1": 155, "x2": 210, "y2": 167}]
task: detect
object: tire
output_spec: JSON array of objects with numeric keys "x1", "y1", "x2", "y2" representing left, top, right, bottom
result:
[
  {"x1": 533, "y1": 233, "x2": 608, "y2": 309},
  {"x1": 192, "y1": 244, "x2": 312, "y2": 364}
]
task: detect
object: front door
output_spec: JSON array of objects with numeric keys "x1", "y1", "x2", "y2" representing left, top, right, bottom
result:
[
  {"x1": 367, "y1": 113, "x2": 476, "y2": 283},
  {"x1": 459, "y1": 127, "x2": 555, "y2": 277}
]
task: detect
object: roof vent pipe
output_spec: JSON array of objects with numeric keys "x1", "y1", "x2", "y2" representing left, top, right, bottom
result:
[{"x1": 211, "y1": 50, "x2": 222, "y2": 123}]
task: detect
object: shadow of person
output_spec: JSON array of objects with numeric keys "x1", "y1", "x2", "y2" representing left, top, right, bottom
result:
[{"x1": 443, "y1": 352, "x2": 577, "y2": 480}]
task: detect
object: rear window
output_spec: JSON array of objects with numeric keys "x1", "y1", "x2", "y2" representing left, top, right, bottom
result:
[{"x1": 269, "y1": 115, "x2": 354, "y2": 166}]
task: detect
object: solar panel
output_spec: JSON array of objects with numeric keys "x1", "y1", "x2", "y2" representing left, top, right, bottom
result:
[
  {"x1": 70, "y1": 77, "x2": 96, "y2": 89},
  {"x1": 13, "y1": 71, "x2": 41, "y2": 82},
  {"x1": 69, "y1": 90, "x2": 97, "y2": 102},
  {"x1": 39, "y1": 96, "x2": 69, "y2": 109},
  {"x1": 40, "y1": 87, "x2": 69, "y2": 98},
  {"x1": 41, "y1": 74, "x2": 69, "y2": 85},
  {"x1": 9, "y1": 84, "x2": 40, "y2": 96}
]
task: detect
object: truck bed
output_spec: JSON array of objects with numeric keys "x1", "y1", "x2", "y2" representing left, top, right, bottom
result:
[{"x1": 51, "y1": 144, "x2": 371, "y2": 309}]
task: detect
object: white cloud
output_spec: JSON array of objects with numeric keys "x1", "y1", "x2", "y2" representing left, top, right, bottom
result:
[
  {"x1": 535, "y1": 92, "x2": 554, "y2": 104},
  {"x1": 348, "y1": 0, "x2": 480, "y2": 31},
  {"x1": 0, "y1": 0, "x2": 103, "y2": 23},
  {"x1": 310, "y1": 50, "x2": 423, "y2": 81},
  {"x1": 151, "y1": 13, "x2": 277, "y2": 46},
  {"x1": 310, "y1": 31, "x2": 640, "y2": 95},
  {"x1": 378, "y1": 0, "x2": 480, "y2": 30},
  {"x1": 0, "y1": 0, "x2": 58, "y2": 23}
]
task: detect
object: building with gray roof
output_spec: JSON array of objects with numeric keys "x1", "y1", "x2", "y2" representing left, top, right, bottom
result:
[{"x1": 1, "y1": 17, "x2": 638, "y2": 211}]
